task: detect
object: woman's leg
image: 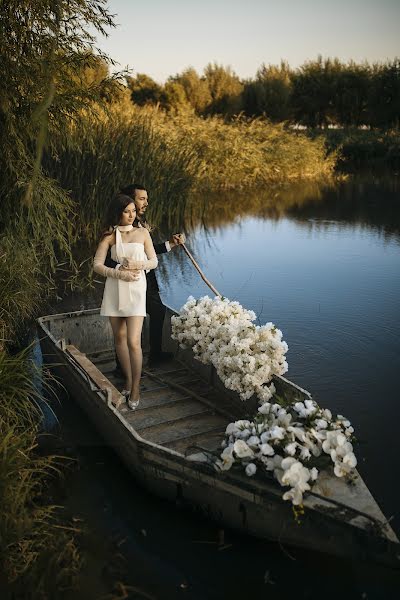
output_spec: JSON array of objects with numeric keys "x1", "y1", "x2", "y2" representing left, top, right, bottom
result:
[
  {"x1": 109, "y1": 317, "x2": 131, "y2": 390},
  {"x1": 126, "y1": 316, "x2": 144, "y2": 402}
]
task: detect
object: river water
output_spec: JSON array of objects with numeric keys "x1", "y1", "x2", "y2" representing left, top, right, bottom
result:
[{"x1": 40, "y1": 176, "x2": 400, "y2": 599}]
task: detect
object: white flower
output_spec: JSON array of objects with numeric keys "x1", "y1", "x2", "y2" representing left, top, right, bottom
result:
[
  {"x1": 233, "y1": 440, "x2": 254, "y2": 458},
  {"x1": 283, "y1": 487, "x2": 304, "y2": 505},
  {"x1": 299, "y1": 446, "x2": 311, "y2": 461},
  {"x1": 217, "y1": 445, "x2": 235, "y2": 471},
  {"x1": 258, "y1": 402, "x2": 272, "y2": 415},
  {"x1": 269, "y1": 426, "x2": 286, "y2": 440},
  {"x1": 247, "y1": 435, "x2": 261, "y2": 449},
  {"x1": 260, "y1": 443, "x2": 275, "y2": 456},
  {"x1": 285, "y1": 442, "x2": 298, "y2": 456},
  {"x1": 245, "y1": 463, "x2": 257, "y2": 477}
]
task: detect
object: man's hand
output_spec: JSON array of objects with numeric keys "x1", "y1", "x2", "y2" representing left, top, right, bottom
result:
[
  {"x1": 169, "y1": 233, "x2": 186, "y2": 248},
  {"x1": 121, "y1": 258, "x2": 141, "y2": 270}
]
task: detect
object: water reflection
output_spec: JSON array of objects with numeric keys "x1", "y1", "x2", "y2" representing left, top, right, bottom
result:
[{"x1": 154, "y1": 176, "x2": 400, "y2": 242}]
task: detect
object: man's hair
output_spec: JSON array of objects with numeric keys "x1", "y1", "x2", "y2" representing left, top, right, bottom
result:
[{"x1": 120, "y1": 183, "x2": 147, "y2": 198}]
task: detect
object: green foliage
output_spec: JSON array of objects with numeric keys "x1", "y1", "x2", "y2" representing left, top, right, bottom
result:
[
  {"x1": 152, "y1": 57, "x2": 400, "y2": 130},
  {"x1": 368, "y1": 59, "x2": 400, "y2": 129},
  {"x1": 321, "y1": 128, "x2": 400, "y2": 171},
  {"x1": 127, "y1": 73, "x2": 165, "y2": 106},
  {"x1": 167, "y1": 67, "x2": 212, "y2": 113},
  {"x1": 42, "y1": 107, "x2": 202, "y2": 238},
  {"x1": 291, "y1": 56, "x2": 341, "y2": 127},
  {"x1": 243, "y1": 61, "x2": 292, "y2": 121},
  {"x1": 0, "y1": 348, "x2": 82, "y2": 596},
  {"x1": 148, "y1": 109, "x2": 335, "y2": 189},
  {"x1": 203, "y1": 63, "x2": 244, "y2": 116},
  {"x1": 0, "y1": 0, "x2": 122, "y2": 264}
]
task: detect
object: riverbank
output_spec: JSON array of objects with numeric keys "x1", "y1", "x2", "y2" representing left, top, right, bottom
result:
[{"x1": 317, "y1": 128, "x2": 400, "y2": 172}]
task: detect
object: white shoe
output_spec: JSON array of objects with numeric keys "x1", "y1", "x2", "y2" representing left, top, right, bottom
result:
[{"x1": 127, "y1": 397, "x2": 140, "y2": 411}]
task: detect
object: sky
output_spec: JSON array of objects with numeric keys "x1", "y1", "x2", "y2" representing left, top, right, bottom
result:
[{"x1": 96, "y1": 0, "x2": 400, "y2": 82}]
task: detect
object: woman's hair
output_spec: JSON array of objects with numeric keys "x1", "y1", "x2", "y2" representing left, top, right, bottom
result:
[{"x1": 101, "y1": 194, "x2": 136, "y2": 238}]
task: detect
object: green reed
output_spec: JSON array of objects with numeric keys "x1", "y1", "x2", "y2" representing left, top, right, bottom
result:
[
  {"x1": 43, "y1": 108, "x2": 202, "y2": 241},
  {"x1": 132, "y1": 106, "x2": 336, "y2": 189}
]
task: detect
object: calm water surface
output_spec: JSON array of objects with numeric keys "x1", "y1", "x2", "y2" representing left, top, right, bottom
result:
[
  {"x1": 158, "y1": 178, "x2": 400, "y2": 531},
  {"x1": 43, "y1": 177, "x2": 400, "y2": 599}
]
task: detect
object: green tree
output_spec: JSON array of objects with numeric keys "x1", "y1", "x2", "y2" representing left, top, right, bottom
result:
[
  {"x1": 168, "y1": 67, "x2": 211, "y2": 114},
  {"x1": 203, "y1": 62, "x2": 244, "y2": 116},
  {"x1": 332, "y1": 62, "x2": 370, "y2": 126},
  {"x1": 243, "y1": 61, "x2": 292, "y2": 121},
  {"x1": 368, "y1": 59, "x2": 400, "y2": 129},
  {"x1": 162, "y1": 80, "x2": 190, "y2": 112},
  {"x1": 127, "y1": 73, "x2": 165, "y2": 106},
  {"x1": 0, "y1": 0, "x2": 121, "y2": 245},
  {"x1": 291, "y1": 56, "x2": 341, "y2": 127}
]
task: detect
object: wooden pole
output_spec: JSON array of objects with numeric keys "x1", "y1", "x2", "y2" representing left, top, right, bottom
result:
[{"x1": 180, "y1": 243, "x2": 222, "y2": 298}]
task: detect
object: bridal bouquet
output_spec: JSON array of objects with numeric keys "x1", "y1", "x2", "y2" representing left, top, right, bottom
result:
[
  {"x1": 171, "y1": 296, "x2": 288, "y2": 402},
  {"x1": 217, "y1": 398, "x2": 356, "y2": 505}
]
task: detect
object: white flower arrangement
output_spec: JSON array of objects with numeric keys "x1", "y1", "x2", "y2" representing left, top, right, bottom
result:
[
  {"x1": 217, "y1": 399, "x2": 357, "y2": 505},
  {"x1": 171, "y1": 296, "x2": 288, "y2": 402},
  {"x1": 172, "y1": 295, "x2": 357, "y2": 506}
]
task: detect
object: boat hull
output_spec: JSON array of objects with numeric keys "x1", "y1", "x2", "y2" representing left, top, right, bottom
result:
[{"x1": 37, "y1": 308, "x2": 400, "y2": 569}]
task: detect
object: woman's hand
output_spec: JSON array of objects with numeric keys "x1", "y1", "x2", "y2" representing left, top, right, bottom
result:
[{"x1": 117, "y1": 269, "x2": 140, "y2": 282}]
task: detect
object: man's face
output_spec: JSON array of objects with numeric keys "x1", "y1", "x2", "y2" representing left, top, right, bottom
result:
[{"x1": 134, "y1": 189, "x2": 148, "y2": 217}]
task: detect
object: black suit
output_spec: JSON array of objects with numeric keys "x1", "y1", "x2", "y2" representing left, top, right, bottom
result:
[{"x1": 104, "y1": 240, "x2": 168, "y2": 356}]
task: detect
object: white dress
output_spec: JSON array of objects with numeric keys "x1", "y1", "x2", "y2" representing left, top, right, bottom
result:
[{"x1": 100, "y1": 242, "x2": 147, "y2": 317}]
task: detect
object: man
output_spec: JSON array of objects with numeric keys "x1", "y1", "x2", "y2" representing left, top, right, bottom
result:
[{"x1": 105, "y1": 183, "x2": 185, "y2": 367}]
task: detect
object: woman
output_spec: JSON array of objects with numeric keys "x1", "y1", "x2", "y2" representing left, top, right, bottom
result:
[{"x1": 93, "y1": 194, "x2": 158, "y2": 409}]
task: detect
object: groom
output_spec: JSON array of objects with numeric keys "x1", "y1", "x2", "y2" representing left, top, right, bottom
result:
[{"x1": 105, "y1": 183, "x2": 185, "y2": 367}]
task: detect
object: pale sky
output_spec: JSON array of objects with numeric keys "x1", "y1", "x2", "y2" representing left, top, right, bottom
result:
[{"x1": 97, "y1": 0, "x2": 400, "y2": 82}]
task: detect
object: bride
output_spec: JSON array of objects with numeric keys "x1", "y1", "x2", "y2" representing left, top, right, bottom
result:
[{"x1": 93, "y1": 194, "x2": 158, "y2": 409}]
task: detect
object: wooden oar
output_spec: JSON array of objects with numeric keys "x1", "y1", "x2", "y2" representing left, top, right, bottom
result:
[{"x1": 180, "y1": 243, "x2": 222, "y2": 298}]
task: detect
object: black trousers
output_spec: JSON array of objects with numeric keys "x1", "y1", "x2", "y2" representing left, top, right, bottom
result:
[{"x1": 146, "y1": 288, "x2": 166, "y2": 355}]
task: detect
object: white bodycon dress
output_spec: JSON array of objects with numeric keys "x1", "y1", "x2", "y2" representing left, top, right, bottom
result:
[{"x1": 100, "y1": 243, "x2": 147, "y2": 317}]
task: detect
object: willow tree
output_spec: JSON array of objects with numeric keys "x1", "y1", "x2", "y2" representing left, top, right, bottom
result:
[
  {"x1": 0, "y1": 0, "x2": 121, "y2": 256},
  {"x1": 0, "y1": 0, "x2": 121, "y2": 339}
]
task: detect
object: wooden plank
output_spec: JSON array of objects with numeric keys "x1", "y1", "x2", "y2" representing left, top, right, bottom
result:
[
  {"x1": 120, "y1": 393, "x2": 192, "y2": 412},
  {"x1": 142, "y1": 369, "x2": 233, "y2": 420},
  {"x1": 124, "y1": 399, "x2": 210, "y2": 431},
  {"x1": 166, "y1": 430, "x2": 225, "y2": 454},
  {"x1": 65, "y1": 345, "x2": 124, "y2": 408},
  {"x1": 142, "y1": 414, "x2": 226, "y2": 445}
]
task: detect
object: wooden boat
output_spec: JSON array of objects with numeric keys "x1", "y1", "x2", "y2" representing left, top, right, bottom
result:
[{"x1": 37, "y1": 305, "x2": 400, "y2": 569}]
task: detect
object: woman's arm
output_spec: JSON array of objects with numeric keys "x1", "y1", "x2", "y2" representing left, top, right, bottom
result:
[
  {"x1": 121, "y1": 230, "x2": 158, "y2": 271},
  {"x1": 93, "y1": 237, "x2": 139, "y2": 281}
]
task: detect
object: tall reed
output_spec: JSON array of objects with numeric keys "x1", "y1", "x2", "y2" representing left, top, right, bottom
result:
[{"x1": 43, "y1": 109, "x2": 202, "y2": 240}]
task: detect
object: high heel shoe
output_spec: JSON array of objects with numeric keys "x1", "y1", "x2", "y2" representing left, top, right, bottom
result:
[{"x1": 126, "y1": 394, "x2": 140, "y2": 411}]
